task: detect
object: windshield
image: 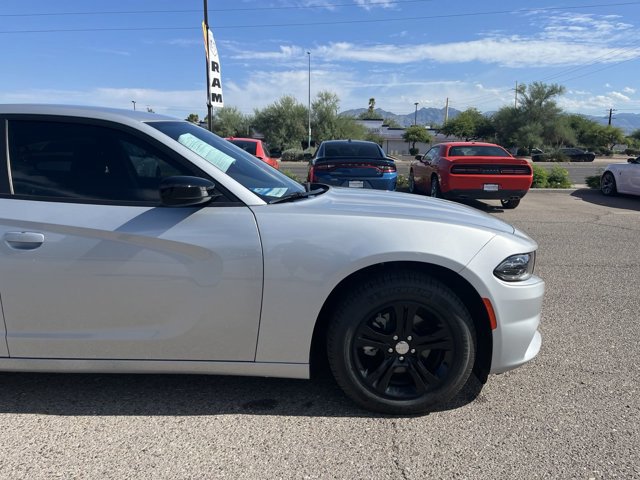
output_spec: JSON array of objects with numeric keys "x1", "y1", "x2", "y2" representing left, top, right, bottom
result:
[{"x1": 149, "y1": 121, "x2": 304, "y2": 201}]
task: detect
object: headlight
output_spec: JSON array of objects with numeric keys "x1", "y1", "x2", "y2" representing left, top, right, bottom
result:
[{"x1": 493, "y1": 252, "x2": 535, "y2": 281}]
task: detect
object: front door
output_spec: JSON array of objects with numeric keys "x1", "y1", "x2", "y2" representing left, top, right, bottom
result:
[{"x1": 0, "y1": 118, "x2": 263, "y2": 361}]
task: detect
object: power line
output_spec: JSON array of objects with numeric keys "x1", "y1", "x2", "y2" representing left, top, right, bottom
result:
[
  {"x1": 1, "y1": 2, "x2": 639, "y2": 33},
  {"x1": 0, "y1": 0, "x2": 437, "y2": 17}
]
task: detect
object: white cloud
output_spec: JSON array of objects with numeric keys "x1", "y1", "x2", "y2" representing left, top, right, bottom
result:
[
  {"x1": 267, "y1": 38, "x2": 640, "y2": 68},
  {"x1": 609, "y1": 91, "x2": 630, "y2": 102},
  {"x1": 354, "y1": 0, "x2": 396, "y2": 10},
  {"x1": 541, "y1": 13, "x2": 632, "y2": 43},
  {"x1": 624, "y1": 87, "x2": 636, "y2": 94}
]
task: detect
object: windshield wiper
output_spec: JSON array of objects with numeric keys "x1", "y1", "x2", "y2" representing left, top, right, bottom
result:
[{"x1": 269, "y1": 187, "x2": 326, "y2": 204}]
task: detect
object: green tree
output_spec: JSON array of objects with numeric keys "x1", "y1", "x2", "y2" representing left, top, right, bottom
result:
[
  {"x1": 211, "y1": 107, "x2": 252, "y2": 137},
  {"x1": 402, "y1": 125, "x2": 432, "y2": 153},
  {"x1": 185, "y1": 113, "x2": 200, "y2": 123},
  {"x1": 439, "y1": 108, "x2": 494, "y2": 141},
  {"x1": 492, "y1": 106, "x2": 526, "y2": 148},
  {"x1": 492, "y1": 82, "x2": 567, "y2": 150},
  {"x1": 310, "y1": 91, "x2": 368, "y2": 143},
  {"x1": 600, "y1": 125, "x2": 625, "y2": 149},
  {"x1": 383, "y1": 117, "x2": 402, "y2": 128},
  {"x1": 358, "y1": 97, "x2": 382, "y2": 120},
  {"x1": 252, "y1": 96, "x2": 307, "y2": 150}
]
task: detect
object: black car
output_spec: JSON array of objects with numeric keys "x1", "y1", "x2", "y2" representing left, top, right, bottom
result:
[{"x1": 531, "y1": 147, "x2": 595, "y2": 162}]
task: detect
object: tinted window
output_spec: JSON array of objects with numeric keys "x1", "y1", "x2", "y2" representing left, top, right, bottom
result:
[
  {"x1": 228, "y1": 139, "x2": 258, "y2": 156},
  {"x1": 448, "y1": 146, "x2": 510, "y2": 157},
  {"x1": 322, "y1": 142, "x2": 383, "y2": 158},
  {"x1": 8, "y1": 120, "x2": 196, "y2": 203}
]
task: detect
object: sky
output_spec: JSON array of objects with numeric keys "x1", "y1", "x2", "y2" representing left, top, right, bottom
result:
[{"x1": 1, "y1": 0, "x2": 639, "y2": 122}]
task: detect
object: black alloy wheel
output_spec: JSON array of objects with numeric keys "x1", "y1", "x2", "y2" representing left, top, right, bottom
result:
[
  {"x1": 601, "y1": 172, "x2": 617, "y2": 196},
  {"x1": 430, "y1": 176, "x2": 441, "y2": 198},
  {"x1": 500, "y1": 198, "x2": 520, "y2": 209},
  {"x1": 408, "y1": 171, "x2": 416, "y2": 194},
  {"x1": 327, "y1": 271, "x2": 475, "y2": 415}
]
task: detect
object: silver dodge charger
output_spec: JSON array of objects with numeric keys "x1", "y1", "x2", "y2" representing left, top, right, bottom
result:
[{"x1": 0, "y1": 105, "x2": 544, "y2": 414}]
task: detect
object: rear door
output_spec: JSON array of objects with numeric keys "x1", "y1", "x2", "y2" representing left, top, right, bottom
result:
[{"x1": 0, "y1": 116, "x2": 263, "y2": 361}]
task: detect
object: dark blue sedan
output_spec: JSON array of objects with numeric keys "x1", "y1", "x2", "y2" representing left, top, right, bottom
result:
[{"x1": 307, "y1": 139, "x2": 397, "y2": 191}]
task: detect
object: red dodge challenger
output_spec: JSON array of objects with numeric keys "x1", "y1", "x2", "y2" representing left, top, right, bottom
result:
[{"x1": 409, "y1": 142, "x2": 533, "y2": 209}]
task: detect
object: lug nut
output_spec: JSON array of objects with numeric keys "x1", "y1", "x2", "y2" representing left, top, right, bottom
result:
[
  {"x1": 399, "y1": 356, "x2": 404, "y2": 361},
  {"x1": 411, "y1": 349, "x2": 416, "y2": 354},
  {"x1": 393, "y1": 335, "x2": 398, "y2": 340},
  {"x1": 407, "y1": 336, "x2": 412, "y2": 341},
  {"x1": 388, "y1": 348, "x2": 393, "y2": 353}
]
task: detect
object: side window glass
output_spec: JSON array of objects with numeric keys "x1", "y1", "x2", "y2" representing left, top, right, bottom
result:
[
  {"x1": 8, "y1": 120, "x2": 195, "y2": 203},
  {"x1": 425, "y1": 148, "x2": 436, "y2": 164}
]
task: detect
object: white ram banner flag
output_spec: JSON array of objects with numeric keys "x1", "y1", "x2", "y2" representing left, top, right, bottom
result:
[{"x1": 202, "y1": 21, "x2": 223, "y2": 108}]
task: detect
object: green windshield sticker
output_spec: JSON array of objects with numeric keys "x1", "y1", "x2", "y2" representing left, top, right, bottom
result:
[
  {"x1": 251, "y1": 187, "x2": 287, "y2": 198},
  {"x1": 178, "y1": 133, "x2": 236, "y2": 173}
]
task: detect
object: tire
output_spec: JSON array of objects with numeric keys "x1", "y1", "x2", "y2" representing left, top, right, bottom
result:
[
  {"x1": 326, "y1": 270, "x2": 476, "y2": 415},
  {"x1": 408, "y1": 170, "x2": 417, "y2": 194},
  {"x1": 500, "y1": 198, "x2": 520, "y2": 209},
  {"x1": 601, "y1": 172, "x2": 617, "y2": 196},
  {"x1": 430, "y1": 176, "x2": 441, "y2": 198}
]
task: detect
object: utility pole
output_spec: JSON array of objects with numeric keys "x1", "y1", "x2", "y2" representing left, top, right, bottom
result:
[
  {"x1": 608, "y1": 108, "x2": 616, "y2": 126},
  {"x1": 414, "y1": 102, "x2": 419, "y2": 125},
  {"x1": 131, "y1": 100, "x2": 136, "y2": 111},
  {"x1": 307, "y1": 51, "x2": 311, "y2": 151},
  {"x1": 514, "y1": 81, "x2": 518, "y2": 108},
  {"x1": 204, "y1": 0, "x2": 213, "y2": 131},
  {"x1": 444, "y1": 98, "x2": 449, "y2": 125}
]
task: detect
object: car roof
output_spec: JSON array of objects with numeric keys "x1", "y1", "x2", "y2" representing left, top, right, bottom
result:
[
  {"x1": 434, "y1": 141, "x2": 503, "y2": 148},
  {"x1": 322, "y1": 139, "x2": 380, "y2": 146},
  {"x1": 0, "y1": 104, "x2": 176, "y2": 123}
]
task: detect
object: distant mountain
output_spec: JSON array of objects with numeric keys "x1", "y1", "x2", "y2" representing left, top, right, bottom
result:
[
  {"x1": 341, "y1": 107, "x2": 462, "y2": 127},
  {"x1": 585, "y1": 113, "x2": 640, "y2": 134},
  {"x1": 341, "y1": 108, "x2": 640, "y2": 134}
]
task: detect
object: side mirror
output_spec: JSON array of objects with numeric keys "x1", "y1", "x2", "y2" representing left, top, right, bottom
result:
[
  {"x1": 160, "y1": 176, "x2": 216, "y2": 207},
  {"x1": 303, "y1": 153, "x2": 313, "y2": 161},
  {"x1": 270, "y1": 149, "x2": 282, "y2": 159},
  {"x1": 415, "y1": 154, "x2": 424, "y2": 161},
  {"x1": 628, "y1": 157, "x2": 640, "y2": 164}
]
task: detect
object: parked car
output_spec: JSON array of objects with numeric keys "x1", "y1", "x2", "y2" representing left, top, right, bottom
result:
[
  {"x1": 225, "y1": 137, "x2": 280, "y2": 169},
  {"x1": 409, "y1": 142, "x2": 533, "y2": 209},
  {"x1": 531, "y1": 147, "x2": 595, "y2": 162},
  {"x1": 601, "y1": 156, "x2": 640, "y2": 196},
  {"x1": 0, "y1": 105, "x2": 544, "y2": 415},
  {"x1": 307, "y1": 139, "x2": 397, "y2": 191}
]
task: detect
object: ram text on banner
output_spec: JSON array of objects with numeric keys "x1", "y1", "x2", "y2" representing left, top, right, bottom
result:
[{"x1": 202, "y1": 22, "x2": 223, "y2": 108}]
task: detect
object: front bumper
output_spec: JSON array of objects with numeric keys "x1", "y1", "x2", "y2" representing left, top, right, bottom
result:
[{"x1": 462, "y1": 233, "x2": 545, "y2": 374}]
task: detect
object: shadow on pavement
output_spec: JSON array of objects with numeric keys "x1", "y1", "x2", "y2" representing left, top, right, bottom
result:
[
  {"x1": 0, "y1": 370, "x2": 484, "y2": 418},
  {"x1": 570, "y1": 188, "x2": 640, "y2": 211}
]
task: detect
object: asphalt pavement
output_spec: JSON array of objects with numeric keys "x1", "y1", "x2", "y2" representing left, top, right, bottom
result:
[{"x1": 0, "y1": 189, "x2": 638, "y2": 479}]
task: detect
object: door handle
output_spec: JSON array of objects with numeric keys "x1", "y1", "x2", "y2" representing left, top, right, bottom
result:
[{"x1": 3, "y1": 231, "x2": 45, "y2": 250}]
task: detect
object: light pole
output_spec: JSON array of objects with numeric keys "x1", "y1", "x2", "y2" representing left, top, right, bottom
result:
[
  {"x1": 307, "y1": 51, "x2": 311, "y2": 152},
  {"x1": 414, "y1": 102, "x2": 419, "y2": 125},
  {"x1": 132, "y1": 100, "x2": 136, "y2": 111}
]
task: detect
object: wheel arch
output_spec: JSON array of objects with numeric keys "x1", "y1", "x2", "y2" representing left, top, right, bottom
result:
[{"x1": 309, "y1": 261, "x2": 492, "y2": 383}]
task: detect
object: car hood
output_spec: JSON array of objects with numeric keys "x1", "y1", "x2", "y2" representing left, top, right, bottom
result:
[{"x1": 297, "y1": 187, "x2": 516, "y2": 235}]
